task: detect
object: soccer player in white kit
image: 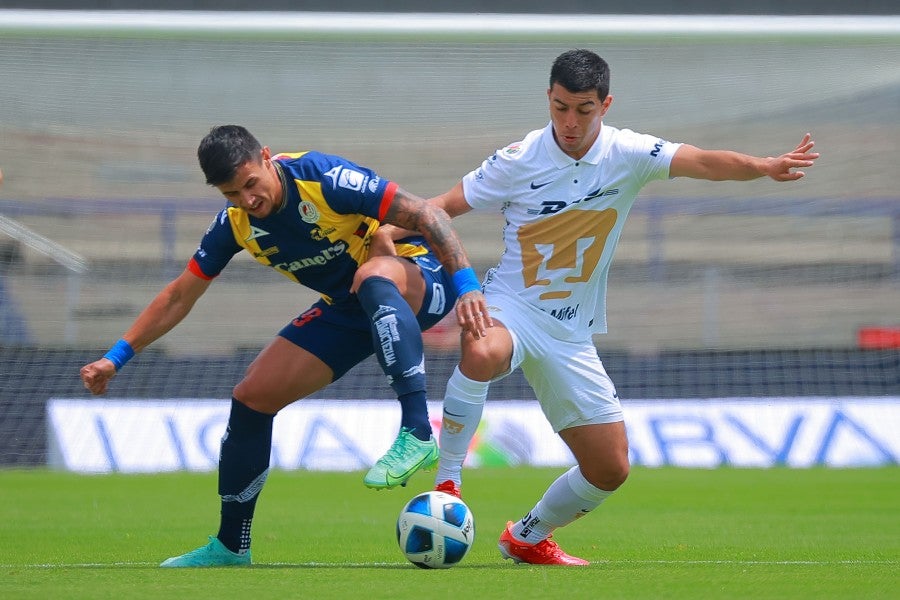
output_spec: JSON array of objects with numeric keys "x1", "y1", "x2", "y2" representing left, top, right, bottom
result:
[{"x1": 419, "y1": 49, "x2": 820, "y2": 565}]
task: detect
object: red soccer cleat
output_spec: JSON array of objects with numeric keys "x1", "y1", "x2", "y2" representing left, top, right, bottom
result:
[
  {"x1": 497, "y1": 521, "x2": 589, "y2": 566},
  {"x1": 434, "y1": 480, "x2": 462, "y2": 499}
]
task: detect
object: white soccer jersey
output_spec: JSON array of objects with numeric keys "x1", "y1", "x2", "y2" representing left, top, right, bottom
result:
[{"x1": 462, "y1": 122, "x2": 681, "y2": 342}]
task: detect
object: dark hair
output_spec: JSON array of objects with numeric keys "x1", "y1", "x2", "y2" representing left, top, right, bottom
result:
[
  {"x1": 197, "y1": 125, "x2": 263, "y2": 186},
  {"x1": 549, "y1": 49, "x2": 610, "y2": 101}
]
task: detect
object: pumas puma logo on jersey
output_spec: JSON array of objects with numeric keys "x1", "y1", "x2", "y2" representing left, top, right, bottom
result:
[{"x1": 530, "y1": 180, "x2": 553, "y2": 190}]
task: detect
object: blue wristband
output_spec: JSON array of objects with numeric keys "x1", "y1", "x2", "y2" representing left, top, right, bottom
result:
[
  {"x1": 452, "y1": 267, "x2": 481, "y2": 296},
  {"x1": 103, "y1": 339, "x2": 135, "y2": 371}
]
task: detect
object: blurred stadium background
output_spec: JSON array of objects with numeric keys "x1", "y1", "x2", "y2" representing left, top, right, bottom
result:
[{"x1": 0, "y1": 5, "x2": 897, "y2": 466}]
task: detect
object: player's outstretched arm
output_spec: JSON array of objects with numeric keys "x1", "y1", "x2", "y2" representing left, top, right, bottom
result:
[
  {"x1": 79, "y1": 269, "x2": 212, "y2": 395},
  {"x1": 670, "y1": 133, "x2": 819, "y2": 182}
]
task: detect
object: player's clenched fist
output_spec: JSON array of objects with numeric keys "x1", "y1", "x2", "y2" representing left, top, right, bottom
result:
[{"x1": 80, "y1": 359, "x2": 116, "y2": 395}]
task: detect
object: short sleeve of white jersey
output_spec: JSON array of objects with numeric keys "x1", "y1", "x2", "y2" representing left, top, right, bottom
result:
[
  {"x1": 610, "y1": 127, "x2": 680, "y2": 186},
  {"x1": 461, "y1": 128, "x2": 543, "y2": 210}
]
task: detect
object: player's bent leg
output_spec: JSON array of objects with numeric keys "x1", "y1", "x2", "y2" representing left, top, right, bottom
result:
[
  {"x1": 355, "y1": 265, "x2": 439, "y2": 489},
  {"x1": 160, "y1": 536, "x2": 251, "y2": 568},
  {"x1": 356, "y1": 275, "x2": 432, "y2": 439}
]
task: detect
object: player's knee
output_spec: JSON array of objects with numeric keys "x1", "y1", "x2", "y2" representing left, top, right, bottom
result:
[
  {"x1": 231, "y1": 391, "x2": 258, "y2": 412},
  {"x1": 608, "y1": 461, "x2": 630, "y2": 490},
  {"x1": 459, "y1": 334, "x2": 509, "y2": 380},
  {"x1": 232, "y1": 382, "x2": 278, "y2": 415},
  {"x1": 350, "y1": 267, "x2": 370, "y2": 293},
  {"x1": 352, "y1": 258, "x2": 398, "y2": 291},
  {"x1": 582, "y1": 459, "x2": 630, "y2": 492}
]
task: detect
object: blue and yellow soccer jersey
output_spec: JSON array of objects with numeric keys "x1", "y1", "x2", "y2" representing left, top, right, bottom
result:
[{"x1": 188, "y1": 151, "x2": 429, "y2": 305}]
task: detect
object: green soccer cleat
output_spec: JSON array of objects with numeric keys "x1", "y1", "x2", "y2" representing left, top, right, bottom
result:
[
  {"x1": 159, "y1": 536, "x2": 251, "y2": 568},
  {"x1": 364, "y1": 427, "x2": 439, "y2": 490}
]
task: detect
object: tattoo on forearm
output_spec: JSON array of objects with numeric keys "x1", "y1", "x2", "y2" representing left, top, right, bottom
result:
[{"x1": 386, "y1": 190, "x2": 471, "y2": 272}]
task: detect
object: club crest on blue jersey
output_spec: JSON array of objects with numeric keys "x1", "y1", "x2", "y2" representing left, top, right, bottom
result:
[{"x1": 299, "y1": 201, "x2": 320, "y2": 223}]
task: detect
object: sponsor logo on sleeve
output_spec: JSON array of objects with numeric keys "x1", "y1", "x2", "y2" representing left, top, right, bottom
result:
[
  {"x1": 650, "y1": 139, "x2": 667, "y2": 157},
  {"x1": 503, "y1": 143, "x2": 522, "y2": 155},
  {"x1": 325, "y1": 165, "x2": 372, "y2": 193},
  {"x1": 338, "y1": 168, "x2": 366, "y2": 191}
]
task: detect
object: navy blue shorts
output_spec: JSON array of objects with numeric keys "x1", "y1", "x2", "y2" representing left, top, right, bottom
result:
[{"x1": 277, "y1": 254, "x2": 457, "y2": 380}]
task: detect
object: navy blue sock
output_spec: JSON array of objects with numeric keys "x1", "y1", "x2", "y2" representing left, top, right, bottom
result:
[
  {"x1": 216, "y1": 398, "x2": 274, "y2": 554},
  {"x1": 356, "y1": 276, "x2": 432, "y2": 441},
  {"x1": 398, "y1": 390, "x2": 431, "y2": 439}
]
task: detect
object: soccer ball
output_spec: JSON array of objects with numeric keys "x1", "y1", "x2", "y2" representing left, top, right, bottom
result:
[{"x1": 396, "y1": 490, "x2": 475, "y2": 569}]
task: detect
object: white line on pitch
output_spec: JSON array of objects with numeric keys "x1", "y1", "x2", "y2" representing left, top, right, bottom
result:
[{"x1": 2, "y1": 559, "x2": 896, "y2": 569}]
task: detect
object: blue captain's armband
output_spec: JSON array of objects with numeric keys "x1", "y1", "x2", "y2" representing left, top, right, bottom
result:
[
  {"x1": 103, "y1": 339, "x2": 135, "y2": 371},
  {"x1": 452, "y1": 267, "x2": 481, "y2": 296}
]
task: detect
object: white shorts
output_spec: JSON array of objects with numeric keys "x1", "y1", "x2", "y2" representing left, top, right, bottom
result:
[{"x1": 484, "y1": 291, "x2": 624, "y2": 432}]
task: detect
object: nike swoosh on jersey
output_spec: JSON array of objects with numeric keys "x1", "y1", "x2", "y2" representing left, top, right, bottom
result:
[{"x1": 530, "y1": 180, "x2": 553, "y2": 189}]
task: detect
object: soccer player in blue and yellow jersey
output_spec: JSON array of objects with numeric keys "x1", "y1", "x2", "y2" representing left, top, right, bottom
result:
[{"x1": 80, "y1": 125, "x2": 490, "y2": 567}]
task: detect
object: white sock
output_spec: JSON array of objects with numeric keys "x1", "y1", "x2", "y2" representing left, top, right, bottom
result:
[
  {"x1": 434, "y1": 366, "x2": 489, "y2": 487},
  {"x1": 511, "y1": 466, "x2": 613, "y2": 544}
]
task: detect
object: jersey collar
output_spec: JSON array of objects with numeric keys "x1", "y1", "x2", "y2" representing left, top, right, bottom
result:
[
  {"x1": 272, "y1": 159, "x2": 290, "y2": 214},
  {"x1": 542, "y1": 121, "x2": 606, "y2": 168}
]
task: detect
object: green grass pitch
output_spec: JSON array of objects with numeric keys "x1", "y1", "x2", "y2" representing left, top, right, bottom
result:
[{"x1": 1, "y1": 467, "x2": 897, "y2": 599}]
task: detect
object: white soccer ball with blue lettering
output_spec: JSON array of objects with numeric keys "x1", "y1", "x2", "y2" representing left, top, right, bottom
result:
[{"x1": 396, "y1": 490, "x2": 475, "y2": 569}]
